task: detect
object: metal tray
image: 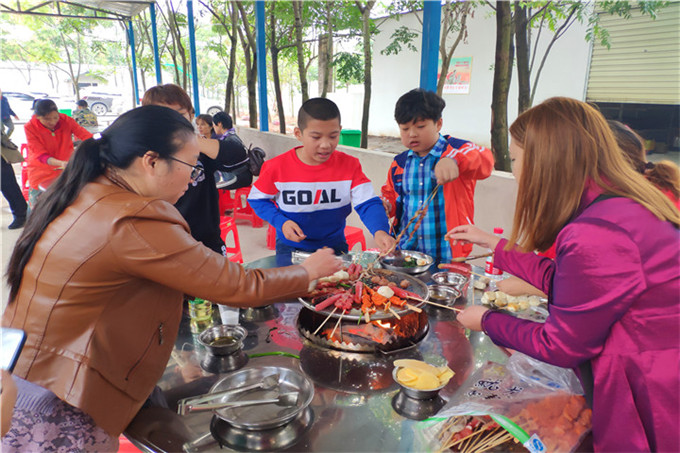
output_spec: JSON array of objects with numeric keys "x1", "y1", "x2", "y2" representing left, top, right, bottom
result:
[
  {"x1": 209, "y1": 366, "x2": 314, "y2": 431},
  {"x1": 379, "y1": 250, "x2": 433, "y2": 274},
  {"x1": 298, "y1": 268, "x2": 429, "y2": 321}
]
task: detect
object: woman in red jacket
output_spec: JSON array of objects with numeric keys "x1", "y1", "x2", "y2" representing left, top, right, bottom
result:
[{"x1": 24, "y1": 99, "x2": 92, "y2": 208}]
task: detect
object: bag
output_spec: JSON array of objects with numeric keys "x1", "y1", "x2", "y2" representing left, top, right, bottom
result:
[
  {"x1": 247, "y1": 144, "x2": 266, "y2": 176},
  {"x1": 1, "y1": 133, "x2": 23, "y2": 164},
  {"x1": 417, "y1": 354, "x2": 591, "y2": 453}
]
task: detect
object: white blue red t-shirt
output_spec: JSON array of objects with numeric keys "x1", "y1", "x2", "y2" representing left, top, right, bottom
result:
[{"x1": 248, "y1": 147, "x2": 389, "y2": 251}]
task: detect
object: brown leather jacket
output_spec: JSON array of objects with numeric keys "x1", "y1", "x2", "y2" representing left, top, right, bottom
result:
[{"x1": 2, "y1": 175, "x2": 310, "y2": 436}]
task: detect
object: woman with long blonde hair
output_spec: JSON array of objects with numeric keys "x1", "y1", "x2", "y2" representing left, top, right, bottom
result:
[{"x1": 448, "y1": 97, "x2": 679, "y2": 452}]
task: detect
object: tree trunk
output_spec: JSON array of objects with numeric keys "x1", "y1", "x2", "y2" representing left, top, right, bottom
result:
[
  {"x1": 224, "y1": 2, "x2": 238, "y2": 113},
  {"x1": 236, "y1": 1, "x2": 258, "y2": 128},
  {"x1": 292, "y1": 0, "x2": 309, "y2": 102},
  {"x1": 358, "y1": 1, "x2": 374, "y2": 149},
  {"x1": 436, "y1": 2, "x2": 470, "y2": 97},
  {"x1": 270, "y1": 8, "x2": 286, "y2": 134},
  {"x1": 514, "y1": 2, "x2": 531, "y2": 114},
  {"x1": 490, "y1": 1, "x2": 512, "y2": 171}
]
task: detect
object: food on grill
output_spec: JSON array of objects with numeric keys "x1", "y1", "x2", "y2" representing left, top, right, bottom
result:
[
  {"x1": 481, "y1": 291, "x2": 543, "y2": 312},
  {"x1": 393, "y1": 359, "x2": 454, "y2": 390},
  {"x1": 306, "y1": 263, "x2": 421, "y2": 321}
]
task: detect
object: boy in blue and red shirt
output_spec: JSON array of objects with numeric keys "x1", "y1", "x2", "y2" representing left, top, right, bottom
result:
[
  {"x1": 249, "y1": 98, "x2": 395, "y2": 260},
  {"x1": 382, "y1": 89, "x2": 494, "y2": 261}
]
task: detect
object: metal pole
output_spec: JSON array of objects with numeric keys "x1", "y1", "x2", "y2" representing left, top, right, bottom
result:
[
  {"x1": 150, "y1": 2, "x2": 162, "y2": 85},
  {"x1": 187, "y1": 0, "x2": 200, "y2": 115},
  {"x1": 128, "y1": 20, "x2": 140, "y2": 106},
  {"x1": 255, "y1": 0, "x2": 268, "y2": 131},
  {"x1": 420, "y1": 0, "x2": 441, "y2": 92}
]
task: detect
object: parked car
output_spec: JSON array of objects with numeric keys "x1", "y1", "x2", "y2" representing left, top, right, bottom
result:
[
  {"x1": 2, "y1": 91, "x2": 46, "y2": 119},
  {"x1": 80, "y1": 89, "x2": 125, "y2": 115}
]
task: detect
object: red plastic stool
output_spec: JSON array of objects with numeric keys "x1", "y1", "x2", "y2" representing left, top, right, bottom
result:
[
  {"x1": 118, "y1": 435, "x2": 142, "y2": 452},
  {"x1": 344, "y1": 226, "x2": 366, "y2": 251},
  {"x1": 20, "y1": 144, "x2": 29, "y2": 201},
  {"x1": 266, "y1": 224, "x2": 277, "y2": 250},
  {"x1": 233, "y1": 186, "x2": 264, "y2": 228},
  {"x1": 220, "y1": 215, "x2": 243, "y2": 263},
  {"x1": 218, "y1": 188, "x2": 236, "y2": 215}
]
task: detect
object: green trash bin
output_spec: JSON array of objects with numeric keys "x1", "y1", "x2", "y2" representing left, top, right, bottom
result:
[
  {"x1": 339, "y1": 129, "x2": 361, "y2": 147},
  {"x1": 58, "y1": 108, "x2": 72, "y2": 117}
]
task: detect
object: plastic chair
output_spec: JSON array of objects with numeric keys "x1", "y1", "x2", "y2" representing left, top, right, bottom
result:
[
  {"x1": 219, "y1": 215, "x2": 243, "y2": 263},
  {"x1": 344, "y1": 226, "x2": 366, "y2": 251},
  {"x1": 118, "y1": 434, "x2": 142, "y2": 452},
  {"x1": 266, "y1": 224, "x2": 276, "y2": 250},
  {"x1": 20, "y1": 144, "x2": 29, "y2": 200},
  {"x1": 218, "y1": 188, "x2": 236, "y2": 215},
  {"x1": 233, "y1": 186, "x2": 264, "y2": 228}
]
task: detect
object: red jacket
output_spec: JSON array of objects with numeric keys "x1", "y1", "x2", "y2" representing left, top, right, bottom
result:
[
  {"x1": 381, "y1": 135, "x2": 494, "y2": 258},
  {"x1": 24, "y1": 114, "x2": 92, "y2": 189}
]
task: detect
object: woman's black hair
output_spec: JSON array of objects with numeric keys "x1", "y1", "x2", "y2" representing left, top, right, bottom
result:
[
  {"x1": 34, "y1": 99, "x2": 58, "y2": 117},
  {"x1": 6, "y1": 105, "x2": 195, "y2": 302}
]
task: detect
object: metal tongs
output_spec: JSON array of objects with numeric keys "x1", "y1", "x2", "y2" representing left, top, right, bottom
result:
[
  {"x1": 185, "y1": 391, "x2": 300, "y2": 413},
  {"x1": 177, "y1": 373, "x2": 279, "y2": 415}
]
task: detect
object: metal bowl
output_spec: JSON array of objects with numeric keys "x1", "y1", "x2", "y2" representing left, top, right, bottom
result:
[
  {"x1": 209, "y1": 366, "x2": 314, "y2": 430},
  {"x1": 392, "y1": 366, "x2": 447, "y2": 400},
  {"x1": 431, "y1": 272, "x2": 469, "y2": 292},
  {"x1": 379, "y1": 250, "x2": 433, "y2": 274},
  {"x1": 198, "y1": 324, "x2": 247, "y2": 356},
  {"x1": 427, "y1": 285, "x2": 461, "y2": 306}
]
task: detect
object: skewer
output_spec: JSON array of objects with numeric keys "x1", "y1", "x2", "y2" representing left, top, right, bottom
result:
[
  {"x1": 373, "y1": 184, "x2": 442, "y2": 266},
  {"x1": 329, "y1": 309, "x2": 344, "y2": 339},
  {"x1": 387, "y1": 306, "x2": 401, "y2": 320},
  {"x1": 401, "y1": 294, "x2": 463, "y2": 312},
  {"x1": 404, "y1": 303, "x2": 422, "y2": 313},
  {"x1": 450, "y1": 252, "x2": 492, "y2": 262},
  {"x1": 313, "y1": 307, "x2": 338, "y2": 336}
]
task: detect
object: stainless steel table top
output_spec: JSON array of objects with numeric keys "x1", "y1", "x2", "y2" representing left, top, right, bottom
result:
[{"x1": 125, "y1": 258, "x2": 509, "y2": 452}]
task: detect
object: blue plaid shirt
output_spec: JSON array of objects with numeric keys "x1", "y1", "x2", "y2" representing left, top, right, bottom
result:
[{"x1": 397, "y1": 135, "x2": 451, "y2": 262}]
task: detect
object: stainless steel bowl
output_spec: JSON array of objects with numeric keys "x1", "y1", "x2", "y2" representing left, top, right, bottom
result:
[
  {"x1": 198, "y1": 324, "x2": 247, "y2": 356},
  {"x1": 392, "y1": 367, "x2": 446, "y2": 400},
  {"x1": 427, "y1": 285, "x2": 461, "y2": 306},
  {"x1": 379, "y1": 250, "x2": 433, "y2": 274},
  {"x1": 431, "y1": 272, "x2": 469, "y2": 292},
  {"x1": 209, "y1": 366, "x2": 314, "y2": 430}
]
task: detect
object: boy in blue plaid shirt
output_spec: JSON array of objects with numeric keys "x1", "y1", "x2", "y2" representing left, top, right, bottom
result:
[{"x1": 381, "y1": 89, "x2": 494, "y2": 261}]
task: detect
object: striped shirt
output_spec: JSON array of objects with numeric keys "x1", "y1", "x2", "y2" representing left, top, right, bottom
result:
[{"x1": 398, "y1": 135, "x2": 451, "y2": 261}]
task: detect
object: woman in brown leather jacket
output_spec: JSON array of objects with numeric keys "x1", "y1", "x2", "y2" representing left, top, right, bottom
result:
[{"x1": 1, "y1": 105, "x2": 341, "y2": 452}]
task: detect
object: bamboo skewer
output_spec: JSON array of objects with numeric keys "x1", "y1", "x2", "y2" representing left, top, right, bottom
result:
[
  {"x1": 450, "y1": 252, "x2": 492, "y2": 263},
  {"x1": 404, "y1": 303, "x2": 422, "y2": 313},
  {"x1": 313, "y1": 307, "x2": 338, "y2": 336},
  {"x1": 329, "y1": 310, "x2": 344, "y2": 338},
  {"x1": 401, "y1": 293, "x2": 463, "y2": 312},
  {"x1": 387, "y1": 306, "x2": 401, "y2": 320}
]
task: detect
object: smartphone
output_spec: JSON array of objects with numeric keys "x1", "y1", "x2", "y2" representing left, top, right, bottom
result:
[{"x1": 1, "y1": 327, "x2": 26, "y2": 372}]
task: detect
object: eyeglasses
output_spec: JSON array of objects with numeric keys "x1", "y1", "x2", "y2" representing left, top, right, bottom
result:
[{"x1": 167, "y1": 156, "x2": 204, "y2": 181}]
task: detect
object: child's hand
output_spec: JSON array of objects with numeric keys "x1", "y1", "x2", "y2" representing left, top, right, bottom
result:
[
  {"x1": 374, "y1": 230, "x2": 396, "y2": 253},
  {"x1": 445, "y1": 224, "x2": 501, "y2": 250},
  {"x1": 456, "y1": 305, "x2": 489, "y2": 332},
  {"x1": 282, "y1": 220, "x2": 306, "y2": 242},
  {"x1": 382, "y1": 198, "x2": 392, "y2": 217},
  {"x1": 434, "y1": 157, "x2": 460, "y2": 184}
]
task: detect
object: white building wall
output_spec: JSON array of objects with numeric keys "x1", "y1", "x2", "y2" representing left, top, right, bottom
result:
[{"x1": 364, "y1": 6, "x2": 592, "y2": 147}]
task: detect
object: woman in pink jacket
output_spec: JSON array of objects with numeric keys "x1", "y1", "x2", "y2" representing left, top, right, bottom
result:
[{"x1": 449, "y1": 97, "x2": 679, "y2": 452}]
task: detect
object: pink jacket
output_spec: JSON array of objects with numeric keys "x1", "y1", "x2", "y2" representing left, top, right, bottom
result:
[{"x1": 483, "y1": 188, "x2": 680, "y2": 452}]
